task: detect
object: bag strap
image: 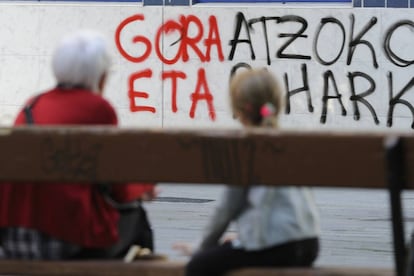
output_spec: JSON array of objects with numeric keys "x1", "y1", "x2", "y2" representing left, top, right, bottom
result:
[
  {"x1": 97, "y1": 184, "x2": 142, "y2": 211},
  {"x1": 23, "y1": 91, "x2": 142, "y2": 211},
  {"x1": 23, "y1": 93, "x2": 44, "y2": 125}
]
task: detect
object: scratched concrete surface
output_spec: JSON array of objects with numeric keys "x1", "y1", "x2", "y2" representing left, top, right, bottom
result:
[{"x1": 144, "y1": 184, "x2": 414, "y2": 269}]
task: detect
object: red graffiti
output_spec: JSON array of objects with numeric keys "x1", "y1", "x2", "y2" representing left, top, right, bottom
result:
[
  {"x1": 128, "y1": 69, "x2": 156, "y2": 113},
  {"x1": 116, "y1": 13, "x2": 222, "y2": 121},
  {"x1": 190, "y1": 68, "x2": 216, "y2": 121},
  {"x1": 115, "y1": 14, "x2": 151, "y2": 63},
  {"x1": 205, "y1": 16, "x2": 224, "y2": 62},
  {"x1": 162, "y1": 68, "x2": 217, "y2": 121},
  {"x1": 129, "y1": 68, "x2": 216, "y2": 120},
  {"x1": 116, "y1": 13, "x2": 224, "y2": 65},
  {"x1": 162, "y1": 71, "x2": 186, "y2": 113}
]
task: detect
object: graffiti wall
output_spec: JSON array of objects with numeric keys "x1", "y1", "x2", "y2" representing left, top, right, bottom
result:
[{"x1": 0, "y1": 3, "x2": 412, "y2": 132}]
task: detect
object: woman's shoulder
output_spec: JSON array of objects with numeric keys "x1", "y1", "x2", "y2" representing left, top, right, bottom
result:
[
  {"x1": 83, "y1": 92, "x2": 118, "y2": 124},
  {"x1": 54, "y1": 88, "x2": 118, "y2": 124},
  {"x1": 63, "y1": 89, "x2": 115, "y2": 109}
]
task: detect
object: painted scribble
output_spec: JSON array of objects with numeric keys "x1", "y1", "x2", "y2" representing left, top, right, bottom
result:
[
  {"x1": 115, "y1": 11, "x2": 414, "y2": 129},
  {"x1": 41, "y1": 136, "x2": 101, "y2": 180}
]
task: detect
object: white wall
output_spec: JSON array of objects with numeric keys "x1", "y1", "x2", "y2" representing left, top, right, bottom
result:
[{"x1": 0, "y1": 3, "x2": 412, "y2": 132}]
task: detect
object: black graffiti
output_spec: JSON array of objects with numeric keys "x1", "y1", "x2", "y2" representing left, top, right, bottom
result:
[
  {"x1": 383, "y1": 20, "x2": 414, "y2": 67},
  {"x1": 247, "y1": 15, "x2": 311, "y2": 65},
  {"x1": 284, "y1": 63, "x2": 313, "y2": 114},
  {"x1": 229, "y1": 13, "x2": 312, "y2": 65},
  {"x1": 348, "y1": 71, "x2": 379, "y2": 124},
  {"x1": 314, "y1": 17, "x2": 345, "y2": 66},
  {"x1": 276, "y1": 16, "x2": 311, "y2": 61},
  {"x1": 228, "y1": 12, "x2": 256, "y2": 62},
  {"x1": 249, "y1": 16, "x2": 280, "y2": 65},
  {"x1": 178, "y1": 135, "x2": 286, "y2": 185},
  {"x1": 202, "y1": 139, "x2": 253, "y2": 185},
  {"x1": 347, "y1": 14, "x2": 378, "y2": 69},
  {"x1": 387, "y1": 72, "x2": 414, "y2": 128},
  {"x1": 320, "y1": 70, "x2": 347, "y2": 123},
  {"x1": 229, "y1": 62, "x2": 252, "y2": 81},
  {"x1": 228, "y1": 12, "x2": 412, "y2": 69},
  {"x1": 248, "y1": 15, "x2": 312, "y2": 64},
  {"x1": 229, "y1": 62, "x2": 414, "y2": 129},
  {"x1": 178, "y1": 137, "x2": 256, "y2": 185},
  {"x1": 41, "y1": 136, "x2": 101, "y2": 180}
]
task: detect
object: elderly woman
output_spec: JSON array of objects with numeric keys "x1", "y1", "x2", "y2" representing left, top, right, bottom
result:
[{"x1": 0, "y1": 30, "x2": 156, "y2": 260}]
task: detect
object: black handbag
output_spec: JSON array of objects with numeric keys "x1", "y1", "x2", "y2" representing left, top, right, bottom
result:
[
  {"x1": 23, "y1": 94, "x2": 154, "y2": 259},
  {"x1": 97, "y1": 184, "x2": 154, "y2": 258}
]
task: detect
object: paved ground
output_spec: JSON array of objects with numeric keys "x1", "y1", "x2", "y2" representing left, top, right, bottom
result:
[{"x1": 144, "y1": 183, "x2": 414, "y2": 269}]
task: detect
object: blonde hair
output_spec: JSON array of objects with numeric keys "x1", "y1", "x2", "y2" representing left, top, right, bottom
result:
[{"x1": 230, "y1": 68, "x2": 283, "y2": 128}]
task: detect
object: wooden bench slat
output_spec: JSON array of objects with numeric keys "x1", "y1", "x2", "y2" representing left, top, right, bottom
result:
[
  {"x1": 0, "y1": 260, "x2": 185, "y2": 276},
  {"x1": 0, "y1": 127, "x2": 389, "y2": 189},
  {"x1": 227, "y1": 267, "x2": 394, "y2": 276},
  {"x1": 0, "y1": 127, "x2": 407, "y2": 275},
  {"x1": 0, "y1": 260, "x2": 394, "y2": 276}
]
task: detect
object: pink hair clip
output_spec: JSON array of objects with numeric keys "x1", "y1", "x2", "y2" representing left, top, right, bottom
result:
[{"x1": 260, "y1": 103, "x2": 276, "y2": 118}]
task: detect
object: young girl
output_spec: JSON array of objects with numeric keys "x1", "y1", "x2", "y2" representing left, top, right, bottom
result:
[{"x1": 177, "y1": 68, "x2": 320, "y2": 276}]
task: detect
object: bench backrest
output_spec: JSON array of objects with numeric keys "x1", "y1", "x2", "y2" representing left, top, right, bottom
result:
[
  {"x1": 0, "y1": 126, "x2": 403, "y2": 189},
  {"x1": 0, "y1": 126, "x2": 411, "y2": 276}
]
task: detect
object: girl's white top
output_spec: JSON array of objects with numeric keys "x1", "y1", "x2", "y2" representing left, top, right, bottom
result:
[{"x1": 200, "y1": 186, "x2": 320, "y2": 251}]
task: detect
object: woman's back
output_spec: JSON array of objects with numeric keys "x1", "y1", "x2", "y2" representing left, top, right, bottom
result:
[
  {"x1": 0, "y1": 87, "x2": 120, "y2": 248},
  {"x1": 237, "y1": 186, "x2": 319, "y2": 250},
  {"x1": 14, "y1": 87, "x2": 117, "y2": 125}
]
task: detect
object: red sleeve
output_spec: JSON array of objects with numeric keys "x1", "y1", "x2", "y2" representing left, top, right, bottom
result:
[{"x1": 111, "y1": 183, "x2": 155, "y2": 202}]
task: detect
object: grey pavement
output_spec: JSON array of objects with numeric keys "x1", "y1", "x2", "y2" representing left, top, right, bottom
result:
[{"x1": 144, "y1": 184, "x2": 414, "y2": 269}]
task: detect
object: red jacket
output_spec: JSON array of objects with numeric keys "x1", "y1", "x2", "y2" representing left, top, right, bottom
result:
[{"x1": 0, "y1": 87, "x2": 154, "y2": 248}]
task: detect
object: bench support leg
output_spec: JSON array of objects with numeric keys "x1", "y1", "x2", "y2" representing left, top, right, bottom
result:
[
  {"x1": 386, "y1": 138, "x2": 407, "y2": 276},
  {"x1": 406, "y1": 232, "x2": 414, "y2": 276},
  {"x1": 389, "y1": 181, "x2": 406, "y2": 276}
]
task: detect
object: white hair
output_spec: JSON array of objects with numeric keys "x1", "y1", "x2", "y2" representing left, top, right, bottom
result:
[{"x1": 52, "y1": 30, "x2": 110, "y2": 92}]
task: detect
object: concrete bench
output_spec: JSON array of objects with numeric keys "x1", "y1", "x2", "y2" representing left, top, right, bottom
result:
[{"x1": 0, "y1": 126, "x2": 412, "y2": 276}]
